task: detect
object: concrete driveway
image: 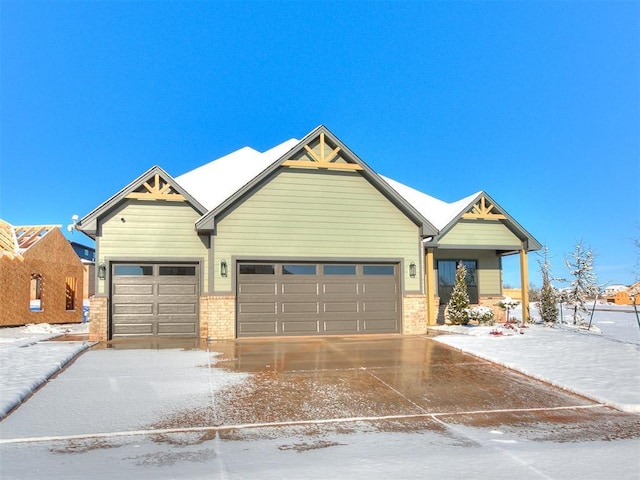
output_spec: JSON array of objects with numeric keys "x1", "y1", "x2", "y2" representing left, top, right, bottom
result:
[
  {"x1": 3, "y1": 334, "x2": 636, "y2": 443},
  {"x1": 2, "y1": 335, "x2": 640, "y2": 480}
]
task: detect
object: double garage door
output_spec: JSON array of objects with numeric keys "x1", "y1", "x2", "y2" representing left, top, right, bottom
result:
[
  {"x1": 237, "y1": 262, "x2": 401, "y2": 337},
  {"x1": 110, "y1": 263, "x2": 199, "y2": 338}
]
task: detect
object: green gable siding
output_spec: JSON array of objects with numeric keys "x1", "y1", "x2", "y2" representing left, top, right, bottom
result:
[
  {"x1": 214, "y1": 169, "x2": 422, "y2": 292},
  {"x1": 434, "y1": 249, "x2": 502, "y2": 296},
  {"x1": 97, "y1": 200, "x2": 208, "y2": 294},
  {"x1": 439, "y1": 220, "x2": 521, "y2": 248}
]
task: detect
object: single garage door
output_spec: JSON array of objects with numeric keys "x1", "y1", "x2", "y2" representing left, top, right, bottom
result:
[
  {"x1": 111, "y1": 263, "x2": 199, "y2": 338},
  {"x1": 237, "y1": 262, "x2": 400, "y2": 337}
]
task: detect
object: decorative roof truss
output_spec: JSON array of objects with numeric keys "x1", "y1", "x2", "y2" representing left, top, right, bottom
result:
[
  {"x1": 125, "y1": 173, "x2": 186, "y2": 202},
  {"x1": 283, "y1": 132, "x2": 363, "y2": 171},
  {"x1": 462, "y1": 196, "x2": 506, "y2": 220}
]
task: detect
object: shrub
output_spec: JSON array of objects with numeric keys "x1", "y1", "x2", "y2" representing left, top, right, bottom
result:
[
  {"x1": 445, "y1": 262, "x2": 470, "y2": 325},
  {"x1": 466, "y1": 306, "x2": 495, "y2": 325}
]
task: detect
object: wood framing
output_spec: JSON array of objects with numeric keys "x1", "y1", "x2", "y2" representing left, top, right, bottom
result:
[
  {"x1": 0, "y1": 223, "x2": 84, "y2": 326},
  {"x1": 14, "y1": 225, "x2": 60, "y2": 250}
]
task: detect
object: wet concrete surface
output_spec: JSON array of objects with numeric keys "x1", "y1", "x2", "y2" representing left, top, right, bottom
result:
[{"x1": 136, "y1": 335, "x2": 639, "y2": 441}]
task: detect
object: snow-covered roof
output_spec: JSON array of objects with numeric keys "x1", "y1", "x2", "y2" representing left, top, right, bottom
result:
[
  {"x1": 380, "y1": 176, "x2": 480, "y2": 231},
  {"x1": 175, "y1": 139, "x2": 300, "y2": 211},
  {"x1": 174, "y1": 137, "x2": 478, "y2": 232},
  {"x1": 78, "y1": 126, "x2": 540, "y2": 249}
]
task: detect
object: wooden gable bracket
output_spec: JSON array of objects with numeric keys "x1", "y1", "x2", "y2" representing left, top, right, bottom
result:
[
  {"x1": 462, "y1": 196, "x2": 507, "y2": 220},
  {"x1": 125, "y1": 173, "x2": 186, "y2": 201},
  {"x1": 282, "y1": 132, "x2": 363, "y2": 171}
]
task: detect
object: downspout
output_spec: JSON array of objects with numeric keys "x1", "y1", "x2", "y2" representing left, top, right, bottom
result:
[{"x1": 425, "y1": 246, "x2": 437, "y2": 326}]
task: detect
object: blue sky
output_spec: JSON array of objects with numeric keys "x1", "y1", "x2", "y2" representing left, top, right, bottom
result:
[{"x1": 1, "y1": 1, "x2": 638, "y2": 288}]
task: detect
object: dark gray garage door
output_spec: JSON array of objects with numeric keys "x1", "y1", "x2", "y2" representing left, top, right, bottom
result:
[
  {"x1": 111, "y1": 263, "x2": 199, "y2": 338},
  {"x1": 237, "y1": 262, "x2": 400, "y2": 337}
]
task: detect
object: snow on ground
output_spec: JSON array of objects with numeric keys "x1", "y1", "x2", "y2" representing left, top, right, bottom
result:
[
  {"x1": 0, "y1": 323, "x2": 94, "y2": 419},
  {"x1": 0, "y1": 309, "x2": 639, "y2": 480},
  {"x1": 431, "y1": 304, "x2": 640, "y2": 412}
]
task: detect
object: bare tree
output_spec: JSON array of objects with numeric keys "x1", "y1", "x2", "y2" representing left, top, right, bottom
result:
[{"x1": 565, "y1": 242, "x2": 599, "y2": 325}]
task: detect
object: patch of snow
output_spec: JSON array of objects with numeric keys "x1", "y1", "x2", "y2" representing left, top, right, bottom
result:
[{"x1": 431, "y1": 307, "x2": 640, "y2": 412}]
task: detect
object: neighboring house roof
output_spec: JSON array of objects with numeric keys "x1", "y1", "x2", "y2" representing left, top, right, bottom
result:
[
  {"x1": 14, "y1": 225, "x2": 60, "y2": 252},
  {"x1": 0, "y1": 221, "x2": 63, "y2": 259}
]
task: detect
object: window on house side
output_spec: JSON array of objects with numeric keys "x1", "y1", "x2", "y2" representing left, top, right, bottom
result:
[
  {"x1": 30, "y1": 274, "x2": 43, "y2": 311},
  {"x1": 65, "y1": 277, "x2": 77, "y2": 311}
]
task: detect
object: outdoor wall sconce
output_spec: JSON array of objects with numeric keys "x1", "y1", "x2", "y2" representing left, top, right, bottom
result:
[
  {"x1": 97, "y1": 263, "x2": 107, "y2": 280},
  {"x1": 409, "y1": 262, "x2": 417, "y2": 278},
  {"x1": 220, "y1": 259, "x2": 228, "y2": 277}
]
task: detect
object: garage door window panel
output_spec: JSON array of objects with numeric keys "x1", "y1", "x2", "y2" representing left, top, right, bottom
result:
[
  {"x1": 323, "y1": 265, "x2": 356, "y2": 275},
  {"x1": 114, "y1": 265, "x2": 153, "y2": 276},
  {"x1": 159, "y1": 266, "x2": 196, "y2": 276},
  {"x1": 363, "y1": 265, "x2": 395, "y2": 275},
  {"x1": 282, "y1": 264, "x2": 316, "y2": 275},
  {"x1": 239, "y1": 264, "x2": 275, "y2": 275}
]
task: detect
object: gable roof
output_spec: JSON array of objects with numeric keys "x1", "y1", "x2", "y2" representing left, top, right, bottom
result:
[
  {"x1": 77, "y1": 165, "x2": 207, "y2": 238},
  {"x1": 441, "y1": 191, "x2": 542, "y2": 250},
  {"x1": 76, "y1": 125, "x2": 541, "y2": 251},
  {"x1": 190, "y1": 125, "x2": 438, "y2": 237}
]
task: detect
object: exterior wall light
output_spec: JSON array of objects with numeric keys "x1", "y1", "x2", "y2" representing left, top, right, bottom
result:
[
  {"x1": 409, "y1": 262, "x2": 417, "y2": 278},
  {"x1": 98, "y1": 262, "x2": 107, "y2": 280},
  {"x1": 220, "y1": 259, "x2": 228, "y2": 277}
]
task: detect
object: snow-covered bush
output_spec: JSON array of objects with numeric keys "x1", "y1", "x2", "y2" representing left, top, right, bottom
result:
[
  {"x1": 537, "y1": 246, "x2": 559, "y2": 323},
  {"x1": 465, "y1": 306, "x2": 495, "y2": 325},
  {"x1": 497, "y1": 297, "x2": 519, "y2": 311},
  {"x1": 497, "y1": 297, "x2": 519, "y2": 323}
]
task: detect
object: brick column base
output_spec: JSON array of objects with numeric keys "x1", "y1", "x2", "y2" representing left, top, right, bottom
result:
[
  {"x1": 402, "y1": 294, "x2": 427, "y2": 334},
  {"x1": 89, "y1": 296, "x2": 108, "y2": 342},
  {"x1": 200, "y1": 295, "x2": 236, "y2": 340}
]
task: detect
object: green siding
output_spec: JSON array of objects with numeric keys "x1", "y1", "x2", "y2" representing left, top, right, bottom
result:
[
  {"x1": 434, "y1": 249, "x2": 502, "y2": 296},
  {"x1": 214, "y1": 169, "x2": 422, "y2": 292},
  {"x1": 439, "y1": 220, "x2": 521, "y2": 247},
  {"x1": 97, "y1": 200, "x2": 208, "y2": 294}
]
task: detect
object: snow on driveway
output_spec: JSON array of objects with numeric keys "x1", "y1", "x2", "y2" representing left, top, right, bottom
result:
[
  {"x1": 0, "y1": 310, "x2": 639, "y2": 480},
  {"x1": 0, "y1": 323, "x2": 94, "y2": 419}
]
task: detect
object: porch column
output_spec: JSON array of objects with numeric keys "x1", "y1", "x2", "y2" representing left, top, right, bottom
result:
[
  {"x1": 519, "y1": 247, "x2": 530, "y2": 322},
  {"x1": 425, "y1": 248, "x2": 437, "y2": 326}
]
